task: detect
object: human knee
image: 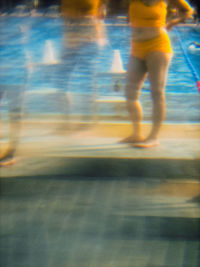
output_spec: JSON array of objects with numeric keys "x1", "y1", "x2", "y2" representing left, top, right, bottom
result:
[
  {"x1": 125, "y1": 83, "x2": 140, "y2": 101},
  {"x1": 151, "y1": 89, "x2": 165, "y2": 102},
  {"x1": 150, "y1": 77, "x2": 166, "y2": 89}
]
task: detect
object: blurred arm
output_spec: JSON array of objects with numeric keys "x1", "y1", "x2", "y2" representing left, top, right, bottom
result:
[{"x1": 166, "y1": 0, "x2": 194, "y2": 31}]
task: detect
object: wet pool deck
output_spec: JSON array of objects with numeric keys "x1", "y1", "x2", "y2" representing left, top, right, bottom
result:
[{"x1": 1, "y1": 120, "x2": 200, "y2": 267}]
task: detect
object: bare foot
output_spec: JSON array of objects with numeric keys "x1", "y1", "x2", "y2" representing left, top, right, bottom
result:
[
  {"x1": 119, "y1": 135, "x2": 144, "y2": 144},
  {"x1": 0, "y1": 149, "x2": 16, "y2": 167},
  {"x1": 133, "y1": 138, "x2": 159, "y2": 148},
  {"x1": 0, "y1": 155, "x2": 16, "y2": 167}
]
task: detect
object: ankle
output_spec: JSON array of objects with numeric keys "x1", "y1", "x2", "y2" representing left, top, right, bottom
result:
[{"x1": 146, "y1": 136, "x2": 158, "y2": 141}]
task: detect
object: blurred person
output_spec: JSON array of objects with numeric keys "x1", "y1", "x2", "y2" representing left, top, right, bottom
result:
[
  {"x1": 121, "y1": 0, "x2": 193, "y2": 148},
  {"x1": 0, "y1": 18, "x2": 29, "y2": 166},
  {"x1": 61, "y1": 0, "x2": 107, "y2": 19},
  {"x1": 59, "y1": 0, "x2": 107, "y2": 75},
  {"x1": 54, "y1": 0, "x2": 107, "y2": 126},
  {"x1": 60, "y1": 0, "x2": 107, "y2": 63}
]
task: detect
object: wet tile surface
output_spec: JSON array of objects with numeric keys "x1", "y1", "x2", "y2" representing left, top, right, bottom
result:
[{"x1": 0, "y1": 177, "x2": 200, "y2": 267}]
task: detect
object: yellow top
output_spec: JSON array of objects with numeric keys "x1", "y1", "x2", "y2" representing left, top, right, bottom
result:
[
  {"x1": 61, "y1": 0, "x2": 101, "y2": 18},
  {"x1": 129, "y1": 0, "x2": 167, "y2": 27}
]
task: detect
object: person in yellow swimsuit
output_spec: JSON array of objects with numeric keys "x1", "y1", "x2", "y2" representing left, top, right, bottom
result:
[
  {"x1": 61, "y1": 0, "x2": 107, "y2": 48},
  {"x1": 51, "y1": 1, "x2": 107, "y2": 130},
  {"x1": 61, "y1": 0, "x2": 104, "y2": 18},
  {"x1": 122, "y1": 0, "x2": 193, "y2": 147},
  {"x1": 55, "y1": 0, "x2": 107, "y2": 115}
]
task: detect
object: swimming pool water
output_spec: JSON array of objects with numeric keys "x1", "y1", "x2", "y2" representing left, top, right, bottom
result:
[
  {"x1": 0, "y1": 16, "x2": 200, "y2": 95},
  {"x1": 176, "y1": 26, "x2": 200, "y2": 75}
]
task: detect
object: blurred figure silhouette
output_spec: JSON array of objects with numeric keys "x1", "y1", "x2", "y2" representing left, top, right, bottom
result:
[
  {"x1": 33, "y1": 1, "x2": 108, "y2": 132},
  {"x1": 53, "y1": 0, "x2": 107, "y2": 127},
  {"x1": 0, "y1": 18, "x2": 29, "y2": 166}
]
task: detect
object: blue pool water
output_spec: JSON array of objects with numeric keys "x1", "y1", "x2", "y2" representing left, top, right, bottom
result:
[{"x1": 0, "y1": 16, "x2": 200, "y2": 95}]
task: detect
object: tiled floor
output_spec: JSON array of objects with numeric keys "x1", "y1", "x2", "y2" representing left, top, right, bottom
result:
[{"x1": 0, "y1": 177, "x2": 200, "y2": 267}]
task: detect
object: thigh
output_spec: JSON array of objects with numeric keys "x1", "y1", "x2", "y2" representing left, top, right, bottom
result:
[
  {"x1": 146, "y1": 51, "x2": 172, "y2": 92},
  {"x1": 126, "y1": 55, "x2": 148, "y2": 99}
]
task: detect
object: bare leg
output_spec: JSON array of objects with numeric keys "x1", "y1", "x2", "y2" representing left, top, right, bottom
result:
[
  {"x1": 0, "y1": 85, "x2": 24, "y2": 166},
  {"x1": 135, "y1": 51, "x2": 172, "y2": 147},
  {"x1": 0, "y1": 91, "x2": 3, "y2": 157},
  {"x1": 121, "y1": 56, "x2": 147, "y2": 143},
  {"x1": 0, "y1": 108, "x2": 21, "y2": 166}
]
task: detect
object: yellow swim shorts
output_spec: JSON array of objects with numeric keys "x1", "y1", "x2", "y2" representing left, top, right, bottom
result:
[{"x1": 131, "y1": 31, "x2": 173, "y2": 59}]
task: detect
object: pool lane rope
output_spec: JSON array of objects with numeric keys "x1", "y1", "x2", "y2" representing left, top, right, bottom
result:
[{"x1": 174, "y1": 27, "x2": 200, "y2": 93}]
